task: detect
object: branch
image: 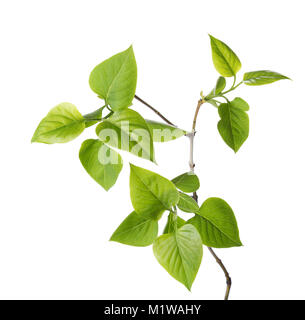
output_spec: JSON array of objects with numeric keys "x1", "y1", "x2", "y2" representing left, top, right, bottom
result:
[
  {"x1": 189, "y1": 99, "x2": 205, "y2": 172},
  {"x1": 133, "y1": 94, "x2": 233, "y2": 300},
  {"x1": 134, "y1": 95, "x2": 177, "y2": 127},
  {"x1": 189, "y1": 98, "x2": 232, "y2": 300},
  {"x1": 207, "y1": 247, "x2": 232, "y2": 300}
]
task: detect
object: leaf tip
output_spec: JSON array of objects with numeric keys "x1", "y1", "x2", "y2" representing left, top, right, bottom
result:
[
  {"x1": 233, "y1": 144, "x2": 242, "y2": 153},
  {"x1": 184, "y1": 281, "x2": 193, "y2": 291}
]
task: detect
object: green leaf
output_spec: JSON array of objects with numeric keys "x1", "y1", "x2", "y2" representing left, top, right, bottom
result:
[
  {"x1": 32, "y1": 103, "x2": 85, "y2": 144},
  {"x1": 146, "y1": 120, "x2": 186, "y2": 142},
  {"x1": 243, "y1": 70, "x2": 290, "y2": 86},
  {"x1": 188, "y1": 197, "x2": 242, "y2": 248},
  {"x1": 209, "y1": 35, "x2": 241, "y2": 77},
  {"x1": 206, "y1": 76, "x2": 226, "y2": 99},
  {"x1": 214, "y1": 76, "x2": 226, "y2": 94},
  {"x1": 163, "y1": 215, "x2": 185, "y2": 234},
  {"x1": 79, "y1": 139, "x2": 123, "y2": 191},
  {"x1": 217, "y1": 98, "x2": 249, "y2": 152},
  {"x1": 89, "y1": 46, "x2": 137, "y2": 111},
  {"x1": 110, "y1": 211, "x2": 160, "y2": 247},
  {"x1": 129, "y1": 164, "x2": 179, "y2": 216},
  {"x1": 96, "y1": 109, "x2": 155, "y2": 162},
  {"x1": 229, "y1": 97, "x2": 249, "y2": 111},
  {"x1": 153, "y1": 224, "x2": 203, "y2": 290},
  {"x1": 172, "y1": 172, "x2": 200, "y2": 193},
  {"x1": 83, "y1": 107, "x2": 104, "y2": 128},
  {"x1": 177, "y1": 192, "x2": 199, "y2": 213}
]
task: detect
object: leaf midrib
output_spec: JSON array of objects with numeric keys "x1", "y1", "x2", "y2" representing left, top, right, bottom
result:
[
  {"x1": 198, "y1": 213, "x2": 240, "y2": 245},
  {"x1": 106, "y1": 51, "x2": 130, "y2": 103},
  {"x1": 212, "y1": 38, "x2": 234, "y2": 75},
  {"x1": 132, "y1": 167, "x2": 173, "y2": 210},
  {"x1": 174, "y1": 231, "x2": 191, "y2": 289},
  {"x1": 39, "y1": 118, "x2": 85, "y2": 136},
  {"x1": 179, "y1": 194, "x2": 198, "y2": 212}
]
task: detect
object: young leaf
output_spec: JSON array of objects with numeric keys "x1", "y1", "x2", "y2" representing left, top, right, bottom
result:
[
  {"x1": 163, "y1": 215, "x2": 185, "y2": 234},
  {"x1": 31, "y1": 103, "x2": 85, "y2": 144},
  {"x1": 89, "y1": 46, "x2": 137, "y2": 111},
  {"x1": 214, "y1": 76, "x2": 226, "y2": 94},
  {"x1": 217, "y1": 98, "x2": 249, "y2": 152},
  {"x1": 129, "y1": 164, "x2": 179, "y2": 216},
  {"x1": 209, "y1": 35, "x2": 241, "y2": 77},
  {"x1": 188, "y1": 197, "x2": 242, "y2": 248},
  {"x1": 243, "y1": 70, "x2": 290, "y2": 86},
  {"x1": 96, "y1": 109, "x2": 155, "y2": 162},
  {"x1": 83, "y1": 107, "x2": 104, "y2": 128},
  {"x1": 153, "y1": 224, "x2": 203, "y2": 290},
  {"x1": 110, "y1": 211, "x2": 160, "y2": 247},
  {"x1": 146, "y1": 120, "x2": 186, "y2": 142},
  {"x1": 172, "y1": 172, "x2": 200, "y2": 193},
  {"x1": 206, "y1": 76, "x2": 226, "y2": 99},
  {"x1": 177, "y1": 192, "x2": 199, "y2": 213},
  {"x1": 79, "y1": 139, "x2": 123, "y2": 191}
]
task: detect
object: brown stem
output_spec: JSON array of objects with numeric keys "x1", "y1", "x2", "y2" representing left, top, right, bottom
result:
[
  {"x1": 207, "y1": 247, "x2": 232, "y2": 300},
  {"x1": 192, "y1": 99, "x2": 205, "y2": 131},
  {"x1": 190, "y1": 98, "x2": 232, "y2": 300},
  {"x1": 134, "y1": 95, "x2": 176, "y2": 127}
]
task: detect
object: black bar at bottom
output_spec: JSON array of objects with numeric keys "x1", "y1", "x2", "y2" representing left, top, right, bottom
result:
[{"x1": 0, "y1": 300, "x2": 303, "y2": 318}]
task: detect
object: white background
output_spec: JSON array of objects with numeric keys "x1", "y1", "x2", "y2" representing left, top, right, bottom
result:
[{"x1": 0, "y1": 0, "x2": 303, "y2": 300}]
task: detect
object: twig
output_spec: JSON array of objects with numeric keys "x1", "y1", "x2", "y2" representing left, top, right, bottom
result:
[
  {"x1": 134, "y1": 95, "x2": 176, "y2": 127},
  {"x1": 207, "y1": 247, "x2": 232, "y2": 300},
  {"x1": 189, "y1": 97, "x2": 232, "y2": 300},
  {"x1": 189, "y1": 99, "x2": 205, "y2": 172}
]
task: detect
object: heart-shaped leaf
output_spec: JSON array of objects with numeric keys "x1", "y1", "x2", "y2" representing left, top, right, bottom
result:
[
  {"x1": 188, "y1": 197, "x2": 242, "y2": 248},
  {"x1": 32, "y1": 103, "x2": 85, "y2": 144},
  {"x1": 89, "y1": 46, "x2": 137, "y2": 111},
  {"x1": 129, "y1": 164, "x2": 179, "y2": 216},
  {"x1": 96, "y1": 109, "x2": 155, "y2": 162},
  {"x1": 153, "y1": 224, "x2": 203, "y2": 290},
  {"x1": 217, "y1": 98, "x2": 249, "y2": 152},
  {"x1": 79, "y1": 139, "x2": 123, "y2": 191}
]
